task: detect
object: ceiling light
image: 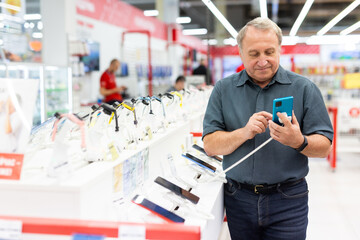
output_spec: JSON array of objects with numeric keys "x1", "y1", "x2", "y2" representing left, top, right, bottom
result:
[
  {"x1": 144, "y1": 10, "x2": 158, "y2": 17},
  {"x1": 223, "y1": 38, "x2": 237, "y2": 46},
  {"x1": 32, "y1": 32, "x2": 43, "y2": 39},
  {"x1": 259, "y1": 0, "x2": 268, "y2": 18},
  {"x1": 202, "y1": 0, "x2": 238, "y2": 38},
  {"x1": 289, "y1": 0, "x2": 314, "y2": 36},
  {"x1": 317, "y1": 0, "x2": 360, "y2": 36},
  {"x1": 183, "y1": 28, "x2": 208, "y2": 35},
  {"x1": 37, "y1": 21, "x2": 43, "y2": 30},
  {"x1": 340, "y1": 21, "x2": 360, "y2": 35},
  {"x1": 0, "y1": 2, "x2": 21, "y2": 12},
  {"x1": 202, "y1": 39, "x2": 218, "y2": 45},
  {"x1": 176, "y1": 16, "x2": 191, "y2": 24},
  {"x1": 24, "y1": 14, "x2": 41, "y2": 20}
]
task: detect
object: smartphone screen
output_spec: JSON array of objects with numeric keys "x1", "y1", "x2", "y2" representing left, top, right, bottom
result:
[
  {"x1": 132, "y1": 194, "x2": 185, "y2": 223},
  {"x1": 272, "y1": 96, "x2": 293, "y2": 125},
  {"x1": 192, "y1": 144, "x2": 222, "y2": 162},
  {"x1": 182, "y1": 153, "x2": 216, "y2": 173},
  {"x1": 154, "y1": 176, "x2": 200, "y2": 204}
]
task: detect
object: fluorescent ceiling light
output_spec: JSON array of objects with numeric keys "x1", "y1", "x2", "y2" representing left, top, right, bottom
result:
[
  {"x1": 144, "y1": 10, "x2": 159, "y2": 17},
  {"x1": 24, "y1": 14, "x2": 41, "y2": 20},
  {"x1": 176, "y1": 16, "x2": 191, "y2": 24},
  {"x1": 259, "y1": 0, "x2": 268, "y2": 18},
  {"x1": 0, "y1": 2, "x2": 21, "y2": 12},
  {"x1": 289, "y1": 0, "x2": 314, "y2": 36},
  {"x1": 317, "y1": 0, "x2": 360, "y2": 36},
  {"x1": 202, "y1": 0, "x2": 238, "y2": 38},
  {"x1": 202, "y1": 39, "x2": 218, "y2": 45},
  {"x1": 282, "y1": 36, "x2": 299, "y2": 45},
  {"x1": 32, "y1": 32, "x2": 43, "y2": 39},
  {"x1": 307, "y1": 34, "x2": 360, "y2": 45},
  {"x1": 223, "y1": 38, "x2": 237, "y2": 46},
  {"x1": 183, "y1": 28, "x2": 208, "y2": 35},
  {"x1": 340, "y1": 20, "x2": 360, "y2": 35}
]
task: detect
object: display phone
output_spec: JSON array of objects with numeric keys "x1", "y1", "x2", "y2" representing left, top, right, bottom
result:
[
  {"x1": 154, "y1": 176, "x2": 200, "y2": 204},
  {"x1": 182, "y1": 153, "x2": 216, "y2": 173},
  {"x1": 272, "y1": 96, "x2": 293, "y2": 125},
  {"x1": 131, "y1": 194, "x2": 185, "y2": 223},
  {"x1": 192, "y1": 144, "x2": 223, "y2": 162}
]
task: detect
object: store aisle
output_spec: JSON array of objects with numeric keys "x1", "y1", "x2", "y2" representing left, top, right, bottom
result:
[
  {"x1": 307, "y1": 153, "x2": 360, "y2": 240},
  {"x1": 219, "y1": 152, "x2": 360, "y2": 240}
]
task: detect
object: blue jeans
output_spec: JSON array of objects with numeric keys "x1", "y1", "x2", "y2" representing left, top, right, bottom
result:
[{"x1": 224, "y1": 178, "x2": 309, "y2": 240}]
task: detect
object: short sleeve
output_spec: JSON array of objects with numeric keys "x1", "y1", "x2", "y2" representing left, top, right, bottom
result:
[
  {"x1": 302, "y1": 82, "x2": 333, "y2": 142},
  {"x1": 202, "y1": 81, "x2": 226, "y2": 139},
  {"x1": 100, "y1": 72, "x2": 108, "y2": 88}
]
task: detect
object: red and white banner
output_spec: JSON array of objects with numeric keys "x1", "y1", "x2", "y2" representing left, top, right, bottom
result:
[{"x1": 76, "y1": 0, "x2": 168, "y2": 41}]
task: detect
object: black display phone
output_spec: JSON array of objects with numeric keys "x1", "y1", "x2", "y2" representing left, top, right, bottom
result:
[
  {"x1": 132, "y1": 194, "x2": 185, "y2": 223},
  {"x1": 182, "y1": 153, "x2": 216, "y2": 173},
  {"x1": 192, "y1": 144, "x2": 222, "y2": 162},
  {"x1": 154, "y1": 176, "x2": 200, "y2": 204}
]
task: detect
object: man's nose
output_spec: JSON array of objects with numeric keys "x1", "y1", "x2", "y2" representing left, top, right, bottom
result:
[{"x1": 258, "y1": 58, "x2": 268, "y2": 67}]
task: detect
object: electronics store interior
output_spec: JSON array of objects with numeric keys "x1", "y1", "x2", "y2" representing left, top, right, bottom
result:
[{"x1": 0, "y1": 0, "x2": 359, "y2": 239}]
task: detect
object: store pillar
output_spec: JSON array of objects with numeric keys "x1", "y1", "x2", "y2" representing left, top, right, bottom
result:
[{"x1": 41, "y1": 0, "x2": 76, "y2": 66}]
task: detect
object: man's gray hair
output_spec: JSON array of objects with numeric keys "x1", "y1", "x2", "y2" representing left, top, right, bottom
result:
[{"x1": 236, "y1": 17, "x2": 282, "y2": 51}]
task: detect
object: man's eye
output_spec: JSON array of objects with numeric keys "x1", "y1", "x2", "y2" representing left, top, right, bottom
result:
[{"x1": 250, "y1": 53, "x2": 259, "y2": 57}]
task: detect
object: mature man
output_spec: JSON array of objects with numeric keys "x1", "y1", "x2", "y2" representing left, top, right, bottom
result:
[
  {"x1": 203, "y1": 17, "x2": 333, "y2": 239},
  {"x1": 100, "y1": 59, "x2": 127, "y2": 105}
]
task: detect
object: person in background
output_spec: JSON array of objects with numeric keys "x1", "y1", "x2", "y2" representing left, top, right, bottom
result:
[
  {"x1": 167, "y1": 75, "x2": 186, "y2": 92},
  {"x1": 100, "y1": 59, "x2": 127, "y2": 105},
  {"x1": 202, "y1": 17, "x2": 333, "y2": 240},
  {"x1": 193, "y1": 58, "x2": 211, "y2": 85}
]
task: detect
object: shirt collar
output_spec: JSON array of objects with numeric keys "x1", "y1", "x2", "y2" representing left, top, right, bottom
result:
[{"x1": 235, "y1": 65, "x2": 291, "y2": 87}]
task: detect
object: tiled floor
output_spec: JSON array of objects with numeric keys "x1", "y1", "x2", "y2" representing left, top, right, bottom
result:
[{"x1": 219, "y1": 152, "x2": 360, "y2": 240}]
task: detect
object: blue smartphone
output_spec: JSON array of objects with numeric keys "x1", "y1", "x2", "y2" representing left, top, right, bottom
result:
[
  {"x1": 272, "y1": 96, "x2": 293, "y2": 125},
  {"x1": 132, "y1": 194, "x2": 185, "y2": 223}
]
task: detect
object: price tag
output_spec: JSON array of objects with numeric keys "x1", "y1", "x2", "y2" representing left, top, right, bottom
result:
[
  {"x1": 0, "y1": 219, "x2": 22, "y2": 240},
  {"x1": 118, "y1": 225, "x2": 145, "y2": 240},
  {"x1": 0, "y1": 153, "x2": 24, "y2": 180},
  {"x1": 108, "y1": 142, "x2": 119, "y2": 161},
  {"x1": 145, "y1": 126, "x2": 153, "y2": 140}
]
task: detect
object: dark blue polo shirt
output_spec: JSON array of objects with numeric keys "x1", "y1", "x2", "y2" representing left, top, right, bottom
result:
[{"x1": 203, "y1": 66, "x2": 333, "y2": 185}]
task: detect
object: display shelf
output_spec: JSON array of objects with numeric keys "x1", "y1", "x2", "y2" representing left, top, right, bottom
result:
[{"x1": 0, "y1": 110, "x2": 224, "y2": 239}]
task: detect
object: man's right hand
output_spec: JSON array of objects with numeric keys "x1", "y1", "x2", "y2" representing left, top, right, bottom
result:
[{"x1": 243, "y1": 111, "x2": 272, "y2": 140}]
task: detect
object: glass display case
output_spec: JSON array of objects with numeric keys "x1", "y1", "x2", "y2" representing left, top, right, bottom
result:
[{"x1": 0, "y1": 63, "x2": 72, "y2": 126}]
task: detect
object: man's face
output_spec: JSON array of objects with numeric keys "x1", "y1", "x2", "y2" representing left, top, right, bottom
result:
[{"x1": 239, "y1": 26, "x2": 280, "y2": 87}]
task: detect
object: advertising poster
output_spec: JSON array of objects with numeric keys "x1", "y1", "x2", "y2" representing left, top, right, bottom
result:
[{"x1": 0, "y1": 78, "x2": 38, "y2": 180}]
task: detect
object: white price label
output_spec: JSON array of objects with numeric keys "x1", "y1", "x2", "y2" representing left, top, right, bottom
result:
[
  {"x1": 0, "y1": 219, "x2": 22, "y2": 240},
  {"x1": 118, "y1": 225, "x2": 145, "y2": 240}
]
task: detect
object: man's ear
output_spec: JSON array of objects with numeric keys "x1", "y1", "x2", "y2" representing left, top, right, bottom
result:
[{"x1": 239, "y1": 48, "x2": 244, "y2": 61}]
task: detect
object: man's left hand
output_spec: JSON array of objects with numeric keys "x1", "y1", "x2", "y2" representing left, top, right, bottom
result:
[{"x1": 268, "y1": 111, "x2": 304, "y2": 149}]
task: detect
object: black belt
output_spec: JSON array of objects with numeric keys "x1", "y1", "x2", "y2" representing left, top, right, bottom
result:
[{"x1": 230, "y1": 178, "x2": 305, "y2": 194}]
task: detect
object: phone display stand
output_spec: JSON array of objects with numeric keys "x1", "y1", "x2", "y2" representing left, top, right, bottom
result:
[
  {"x1": 166, "y1": 153, "x2": 197, "y2": 190},
  {"x1": 162, "y1": 191, "x2": 214, "y2": 221}
]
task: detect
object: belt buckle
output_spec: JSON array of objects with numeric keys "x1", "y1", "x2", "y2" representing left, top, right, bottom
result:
[{"x1": 254, "y1": 184, "x2": 264, "y2": 194}]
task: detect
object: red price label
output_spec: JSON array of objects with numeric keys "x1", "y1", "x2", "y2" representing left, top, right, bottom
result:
[{"x1": 0, "y1": 153, "x2": 24, "y2": 180}]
